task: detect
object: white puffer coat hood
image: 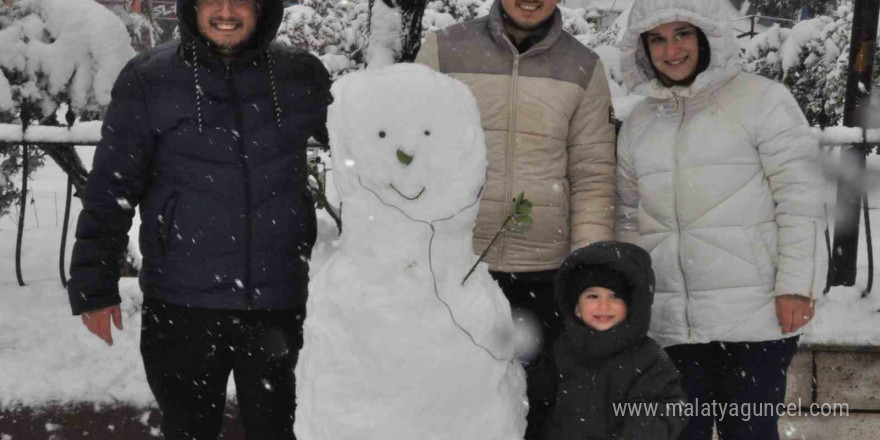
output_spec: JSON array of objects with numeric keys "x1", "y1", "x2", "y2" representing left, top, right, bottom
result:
[
  {"x1": 620, "y1": 0, "x2": 742, "y2": 99},
  {"x1": 616, "y1": 0, "x2": 828, "y2": 347}
]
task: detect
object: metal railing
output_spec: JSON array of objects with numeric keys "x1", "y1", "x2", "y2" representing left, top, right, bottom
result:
[
  {"x1": 731, "y1": 14, "x2": 798, "y2": 39},
  {"x1": 1, "y1": 122, "x2": 332, "y2": 289}
]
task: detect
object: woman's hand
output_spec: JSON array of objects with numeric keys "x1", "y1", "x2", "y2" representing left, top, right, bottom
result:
[{"x1": 775, "y1": 295, "x2": 814, "y2": 334}]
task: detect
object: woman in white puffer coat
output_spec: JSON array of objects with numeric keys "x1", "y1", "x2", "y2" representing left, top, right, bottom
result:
[{"x1": 615, "y1": 0, "x2": 827, "y2": 439}]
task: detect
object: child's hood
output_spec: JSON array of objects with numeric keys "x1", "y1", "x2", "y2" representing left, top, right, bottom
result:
[{"x1": 554, "y1": 241, "x2": 655, "y2": 359}]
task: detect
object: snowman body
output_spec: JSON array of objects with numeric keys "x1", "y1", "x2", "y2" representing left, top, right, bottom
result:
[{"x1": 294, "y1": 64, "x2": 526, "y2": 440}]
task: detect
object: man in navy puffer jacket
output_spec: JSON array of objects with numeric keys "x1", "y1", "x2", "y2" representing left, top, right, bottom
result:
[{"x1": 67, "y1": 0, "x2": 330, "y2": 438}]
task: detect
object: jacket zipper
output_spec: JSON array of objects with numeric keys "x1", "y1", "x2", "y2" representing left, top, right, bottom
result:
[
  {"x1": 226, "y1": 64, "x2": 254, "y2": 308},
  {"x1": 670, "y1": 96, "x2": 694, "y2": 340},
  {"x1": 498, "y1": 35, "x2": 523, "y2": 266},
  {"x1": 809, "y1": 220, "x2": 818, "y2": 299},
  {"x1": 157, "y1": 191, "x2": 180, "y2": 256}
]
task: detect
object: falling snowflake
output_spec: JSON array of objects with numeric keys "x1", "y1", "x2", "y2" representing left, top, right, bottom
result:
[{"x1": 116, "y1": 198, "x2": 133, "y2": 210}]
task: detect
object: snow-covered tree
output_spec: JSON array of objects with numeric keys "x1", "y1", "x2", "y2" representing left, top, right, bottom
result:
[
  {"x1": 0, "y1": 0, "x2": 134, "y2": 123},
  {"x1": 426, "y1": 0, "x2": 486, "y2": 22},
  {"x1": 116, "y1": 8, "x2": 164, "y2": 52},
  {"x1": 423, "y1": 0, "x2": 488, "y2": 33},
  {"x1": 749, "y1": 0, "x2": 837, "y2": 19},
  {"x1": 277, "y1": 0, "x2": 371, "y2": 75},
  {"x1": 743, "y1": 2, "x2": 876, "y2": 128},
  {"x1": 0, "y1": 0, "x2": 134, "y2": 217}
]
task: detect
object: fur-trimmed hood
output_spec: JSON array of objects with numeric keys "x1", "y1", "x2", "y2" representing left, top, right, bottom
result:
[{"x1": 620, "y1": 0, "x2": 742, "y2": 99}]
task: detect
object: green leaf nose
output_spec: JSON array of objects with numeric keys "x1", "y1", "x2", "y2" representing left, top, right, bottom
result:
[{"x1": 397, "y1": 149, "x2": 414, "y2": 166}]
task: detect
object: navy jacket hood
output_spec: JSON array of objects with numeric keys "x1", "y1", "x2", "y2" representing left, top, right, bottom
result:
[{"x1": 177, "y1": 0, "x2": 284, "y2": 58}]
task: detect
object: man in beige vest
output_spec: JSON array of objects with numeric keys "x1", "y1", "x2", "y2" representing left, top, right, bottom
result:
[{"x1": 415, "y1": 0, "x2": 616, "y2": 437}]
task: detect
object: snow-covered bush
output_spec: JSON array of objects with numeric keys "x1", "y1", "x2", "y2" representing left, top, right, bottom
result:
[
  {"x1": 743, "y1": 2, "x2": 875, "y2": 128},
  {"x1": 0, "y1": 0, "x2": 135, "y2": 123},
  {"x1": 751, "y1": 0, "x2": 835, "y2": 19},
  {"x1": 0, "y1": 0, "x2": 134, "y2": 217},
  {"x1": 116, "y1": 9, "x2": 164, "y2": 52},
  {"x1": 0, "y1": 145, "x2": 44, "y2": 218},
  {"x1": 559, "y1": 8, "x2": 630, "y2": 117},
  {"x1": 425, "y1": 0, "x2": 488, "y2": 22},
  {"x1": 276, "y1": 0, "x2": 370, "y2": 76}
]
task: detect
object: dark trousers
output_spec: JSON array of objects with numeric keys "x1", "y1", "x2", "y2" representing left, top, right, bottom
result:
[
  {"x1": 140, "y1": 298, "x2": 305, "y2": 440},
  {"x1": 665, "y1": 336, "x2": 799, "y2": 440},
  {"x1": 491, "y1": 270, "x2": 564, "y2": 440}
]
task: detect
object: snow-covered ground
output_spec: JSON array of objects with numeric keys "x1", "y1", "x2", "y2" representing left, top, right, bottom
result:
[
  {"x1": 0, "y1": 146, "x2": 341, "y2": 408},
  {"x1": 1, "y1": 145, "x2": 879, "y2": 408},
  {"x1": 802, "y1": 158, "x2": 880, "y2": 346}
]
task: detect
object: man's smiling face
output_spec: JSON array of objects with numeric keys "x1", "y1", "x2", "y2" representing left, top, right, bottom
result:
[
  {"x1": 196, "y1": 0, "x2": 260, "y2": 57},
  {"x1": 501, "y1": 0, "x2": 558, "y2": 31}
]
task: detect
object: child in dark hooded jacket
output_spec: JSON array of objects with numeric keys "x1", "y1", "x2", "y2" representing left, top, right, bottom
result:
[{"x1": 530, "y1": 241, "x2": 687, "y2": 440}]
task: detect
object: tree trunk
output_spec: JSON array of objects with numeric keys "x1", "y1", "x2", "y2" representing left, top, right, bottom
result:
[
  {"x1": 39, "y1": 145, "x2": 89, "y2": 197},
  {"x1": 829, "y1": 0, "x2": 880, "y2": 288},
  {"x1": 377, "y1": 0, "x2": 427, "y2": 63}
]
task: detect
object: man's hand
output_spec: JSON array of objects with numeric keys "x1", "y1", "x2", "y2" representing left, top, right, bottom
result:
[
  {"x1": 81, "y1": 305, "x2": 124, "y2": 346},
  {"x1": 775, "y1": 294, "x2": 814, "y2": 334}
]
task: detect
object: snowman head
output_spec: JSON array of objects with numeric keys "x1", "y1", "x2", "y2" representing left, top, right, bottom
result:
[{"x1": 328, "y1": 64, "x2": 487, "y2": 222}]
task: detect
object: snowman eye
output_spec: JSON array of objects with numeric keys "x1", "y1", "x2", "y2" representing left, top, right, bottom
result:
[
  {"x1": 379, "y1": 131, "x2": 387, "y2": 139},
  {"x1": 424, "y1": 130, "x2": 431, "y2": 136}
]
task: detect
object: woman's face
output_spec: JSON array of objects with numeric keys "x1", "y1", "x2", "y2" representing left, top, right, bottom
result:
[{"x1": 645, "y1": 21, "x2": 701, "y2": 85}]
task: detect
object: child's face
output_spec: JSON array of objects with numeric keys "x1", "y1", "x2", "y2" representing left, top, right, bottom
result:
[{"x1": 575, "y1": 286, "x2": 628, "y2": 331}]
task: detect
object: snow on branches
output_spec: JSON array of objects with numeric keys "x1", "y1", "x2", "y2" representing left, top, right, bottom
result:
[
  {"x1": 276, "y1": 0, "x2": 370, "y2": 76},
  {"x1": 0, "y1": 0, "x2": 134, "y2": 219},
  {"x1": 743, "y1": 2, "x2": 871, "y2": 128},
  {"x1": 0, "y1": 0, "x2": 135, "y2": 124}
]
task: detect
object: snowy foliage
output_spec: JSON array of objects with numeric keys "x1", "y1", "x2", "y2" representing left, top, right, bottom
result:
[
  {"x1": 743, "y1": 2, "x2": 872, "y2": 128},
  {"x1": 426, "y1": 0, "x2": 488, "y2": 22},
  {"x1": 116, "y1": 9, "x2": 164, "y2": 52},
  {"x1": 750, "y1": 0, "x2": 835, "y2": 19},
  {"x1": 0, "y1": 0, "x2": 135, "y2": 123},
  {"x1": 423, "y1": 0, "x2": 489, "y2": 34},
  {"x1": 276, "y1": 0, "x2": 370, "y2": 76},
  {"x1": 560, "y1": 5, "x2": 599, "y2": 39},
  {"x1": 0, "y1": 146, "x2": 44, "y2": 218},
  {"x1": 0, "y1": 0, "x2": 134, "y2": 222}
]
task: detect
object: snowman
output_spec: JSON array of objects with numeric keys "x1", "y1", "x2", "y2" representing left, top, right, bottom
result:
[{"x1": 294, "y1": 64, "x2": 527, "y2": 440}]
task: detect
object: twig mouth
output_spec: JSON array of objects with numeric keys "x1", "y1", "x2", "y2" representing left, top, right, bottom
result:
[{"x1": 389, "y1": 183, "x2": 425, "y2": 201}]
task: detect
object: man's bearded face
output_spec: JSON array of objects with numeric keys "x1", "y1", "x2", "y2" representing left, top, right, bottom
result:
[
  {"x1": 500, "y1": 0, "x2": 558, "y2": 31},
  {"x1": 196, "y1": 0, "x2": 260, "y2": 56}
]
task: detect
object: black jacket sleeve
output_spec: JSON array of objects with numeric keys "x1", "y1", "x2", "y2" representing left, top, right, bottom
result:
[
  {"x1": 617, "y1": 348, "x2": 688, "y2": 440},
  {"x1": 67, "y1": 58, "x2": 154, "y2": 315},
  {"x1": 527, "y1": 346, "x2": 559, "y2": 431},
  {"x1": 310, "y1": 57, "x2": 332, "y2": 146}
]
